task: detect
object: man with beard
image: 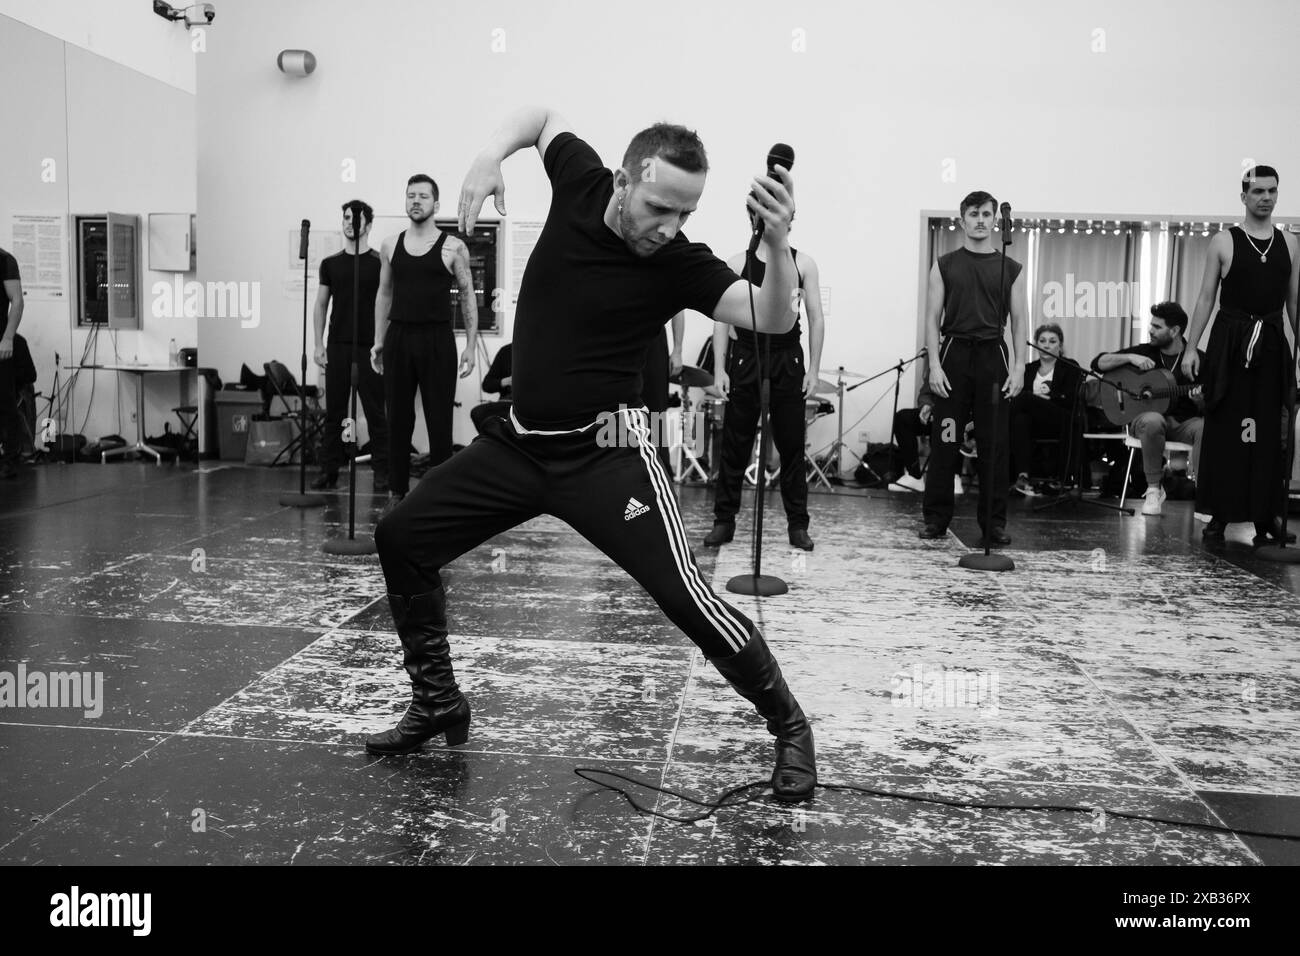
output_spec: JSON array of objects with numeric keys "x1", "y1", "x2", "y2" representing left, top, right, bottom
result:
[
  {"x1": 312, "y1": 200, "x2": 389, "y2": 492},
  {"x1": 366, "y1": 106, "x2": 816, "y2": 803},
  {"x1": 1184, "y1": 166, "x2": 1300, "y2": 544},
  {"x1": 371, "y1": 174, "x2": 479, "y2": 506}
]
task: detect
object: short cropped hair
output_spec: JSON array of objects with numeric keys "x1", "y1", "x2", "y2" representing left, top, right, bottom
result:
[
  {"x1": 341, "y1": 199, "x2": 374, "y2": 228},
  {"x1": 1150, "y1": 301, "x2": 1189, "y2": 336},
  {"x1": 621, "y1": 123, "x2": 709, "y2": 183},
  {"x1": 960, "y1": 190, "x2": 997, "y2": 217},
  {"x1": 1242, "y1": 165, "x2": 1278, "y2": 191},
  {"x1": 406, "y1": 174, "x2": 439, "y2": 201}
]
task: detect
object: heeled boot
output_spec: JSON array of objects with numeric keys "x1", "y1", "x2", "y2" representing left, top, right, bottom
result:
[
  {"x1": 365, "y1": 589, "x2": 471, "y2": 755},
  {"x1": 710, "y1": 632, "x2": 817, "y2": 802}
]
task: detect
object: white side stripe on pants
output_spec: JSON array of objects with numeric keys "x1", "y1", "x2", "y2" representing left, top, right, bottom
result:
[{"x1": 622, "y1": 408, "x2": 749, "y2": 654}]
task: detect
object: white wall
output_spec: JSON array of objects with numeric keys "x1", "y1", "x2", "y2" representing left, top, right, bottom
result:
[
  {"x1": 0, "y1": 13, "x2": 196, "y2": 445},
  {"x1": 0, "y1": 0, "x2": 197, "y2": 93},
  {"x1": 194, "y1": 0, "x2": 1300, "y2": 454}
]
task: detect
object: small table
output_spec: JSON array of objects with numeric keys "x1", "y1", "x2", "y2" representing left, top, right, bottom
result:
[{"x1": 70, "y1": 364, "x2": 216, "y2": 465}]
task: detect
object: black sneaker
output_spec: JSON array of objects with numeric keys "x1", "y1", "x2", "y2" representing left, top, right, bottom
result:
[
  {"x1": 704, "y1": 521, "x2": 735, "y2": 547},
  {"x1": 788, "y1": 527, "x2": 814, "y2": 551},
  {"x1": 918, "y1": 524, "x2": 946, "y2": 539},
  {"x1": 373, "y1": 472, "x2": 390, "y2": 495},
  {"x1": 1202, "y1": 518, "x2": 1226, "y2": 542}
]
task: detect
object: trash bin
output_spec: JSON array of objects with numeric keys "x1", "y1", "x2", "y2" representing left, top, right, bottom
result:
[{"x1": 214, "y1": 389, "x2": 264, "y2": 461}]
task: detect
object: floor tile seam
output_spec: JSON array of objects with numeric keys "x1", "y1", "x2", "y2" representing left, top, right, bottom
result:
[{"x1": 1057, "y1": 655, "x2": 1267, "y2": 864}]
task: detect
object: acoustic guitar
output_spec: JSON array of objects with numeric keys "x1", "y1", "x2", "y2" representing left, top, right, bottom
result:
[{"x1": 1099, "y1": 366, "x2": 1201, "y2": 426}]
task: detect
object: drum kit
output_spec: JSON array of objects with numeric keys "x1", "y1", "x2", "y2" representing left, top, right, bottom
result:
[{"x1": 666, "y1": 362, "x2": 869, "y2": 487}]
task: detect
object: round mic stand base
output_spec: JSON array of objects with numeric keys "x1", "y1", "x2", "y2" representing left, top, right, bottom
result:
[
  {"x1": 322, "y1": 535, "x2": 377, "y2": 556},
  {"x1": 958, "y1": 551, "x2": 1015, "y2": 572},
  {"x1": 280, "y1": 491, "x2": 327, "y2": 508},
  {"x1": 726, "y1": 573, "x2": 789, "y2": 596}
]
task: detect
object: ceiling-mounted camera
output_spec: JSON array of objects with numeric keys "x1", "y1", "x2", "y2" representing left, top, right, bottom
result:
[{"x1": 153, "y1": 2, "x2": 216, "y2": 28}]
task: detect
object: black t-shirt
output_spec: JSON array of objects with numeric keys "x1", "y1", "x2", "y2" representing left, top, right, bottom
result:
[
  {"x1": 511, "y1": 132, "x2": 740, "y2": 429},
  {"x1": 320, "y1": 249, "x2": 382, "y2": 346},
  {"x1": 1091, "y1": 343, "x2": 1205, "y2": 420},
  {"x1": 483, "y1": 343, "x2": 513, "y2": 399},
  {"x1": 0, "y1": 248, "x2": 19, "y2": 330}
]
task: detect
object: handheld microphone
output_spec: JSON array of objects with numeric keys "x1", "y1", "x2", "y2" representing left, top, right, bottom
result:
[
  {"x1": 999, "y1": 202, "x2": 1012, "y2": 244},
  {"x1": 299, "y1": 219, "x2": 310, "y2": 260},
  {"x1": 750, "y1": 143, "x2": 795, "y2": 242}
]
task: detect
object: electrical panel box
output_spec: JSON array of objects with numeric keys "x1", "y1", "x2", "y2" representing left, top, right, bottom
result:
[
  {"x1": 148, "y1": 213, "x2": 196, "y2": 272},
  {"x1": 74, "y1": 213, "x2": 141, "y2": 329}
]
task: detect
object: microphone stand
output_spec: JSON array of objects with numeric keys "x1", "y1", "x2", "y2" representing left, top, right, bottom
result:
[
  {"x1": 834, "y1": 350, "x2": 927, "y2": 485},
  {"x1": 324, "y1": 201, "x2": 377, "y2": 555},
  {"x1": 727, "y1": 226, "x2": 789, "y2": 597},
  {"x1": 959, "y1": 221, "x2": 1015, "y2": 572},
  {"x1": 1256, "y1": 306, "x2": 1300, "y2": 563},
  {"x1": 281, "y1": 221, "x2": 326, "y2": 508},
  {"x1": 1029, "y1": 343, "x2": 1134, "y2": 516}
]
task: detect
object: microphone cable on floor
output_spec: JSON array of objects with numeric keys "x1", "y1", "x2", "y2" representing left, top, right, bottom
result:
[{"x1": 573, "y1": 767, "x2": 1300, "y2": 840}]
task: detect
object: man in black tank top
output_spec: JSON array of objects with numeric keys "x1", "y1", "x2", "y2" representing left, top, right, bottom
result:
[
  {"x1": 311, "y1": 200, "x2": 388, "y2": 492},
  {"x1": 920, "y1": 191, "x2": 1027, "y2": 546},
  {"x1": 705, "y1": 229, "x2": 826, "y2": 552},
  {"x1": 371, "y1": 174, "x2": 480, "y2": 503},
  {"x1": 365, "y1": 107, "x2": 816, "y2": 803},
  {"x1": 1184, "y1": 166, "x2": 1300, "y2": 543}
]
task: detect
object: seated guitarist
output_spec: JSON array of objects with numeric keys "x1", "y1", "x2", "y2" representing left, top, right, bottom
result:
[{"x1": 1092, "y1": 301, "x2": 1205, "y2": 516}]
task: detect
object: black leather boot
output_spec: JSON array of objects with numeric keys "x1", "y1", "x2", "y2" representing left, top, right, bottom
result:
[
  {"x1": 710, "y1": 632, "x2": 816, "y2": 802},
  {"x1": 703, "y1": 521, "x2": 735, "y2": 547},
  {"x1": 365, "y1": 589, "x2": 471, "y2": 755}
]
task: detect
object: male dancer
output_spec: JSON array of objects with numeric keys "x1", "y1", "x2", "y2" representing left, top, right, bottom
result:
[
  {"x1": 921, "y1": 191, "x2": 1026, "y2": 545},
  {"x1": 312, "y1": 200, "x2": 389, "y2": 491},
  {"x1": 705, "y1": 226, "x2": 825, "y2": 551},
  {"x1": 0, "y1": 244, "x2": 23, "y2": 479},
  {"x1": 371, "y1": 175, "x2": 479, "y2": 505},
  {"x1": 1184, "y1": 166, "x2": 1300, "y2": 544},
  {"x1": 368, "y1": 106, "x2": 815, "y2": 802}
]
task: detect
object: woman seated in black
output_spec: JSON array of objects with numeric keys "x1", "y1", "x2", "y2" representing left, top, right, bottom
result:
[{"x1": 1011, "y1": 323, "x2": 1084, "y2": 495}]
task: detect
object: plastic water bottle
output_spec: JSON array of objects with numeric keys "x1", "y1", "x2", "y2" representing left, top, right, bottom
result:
[{"x1": 169, "y1": 338, "x2": 179, "y2": 368}]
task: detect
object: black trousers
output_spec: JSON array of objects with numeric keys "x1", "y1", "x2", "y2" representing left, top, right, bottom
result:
[
  {"x1": 893, "y1": 408, "x2": 926, "y2": 477},
  {"x1": 713, "y1": 345, "x2": 809, "y2": 529},
  {"x1": 384, "y1": 322, "x2": 456, "y2": 495},
  {"x1": 1010, "y1": 395, "x2": 1080, "y2": 480},
  {"x1": 375, "y1": 408, "x2": 754, "y2": 659},
  {"x1": 0, "y1": 356, "x2": 20, "y2": 466},
  {"x1": 469, "y1": 400, "x2": 511, "y2": 434},
  {"x1": 321, "y1": 340, "x2": 388, "y2": 479},
  {"x1": 923, "y1": 337, "x2": 1010, "y2": 532}
]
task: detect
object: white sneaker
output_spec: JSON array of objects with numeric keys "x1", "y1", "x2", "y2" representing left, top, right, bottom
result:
[
  {"x1": 954, "y1": 476, "x2": 965, "y2": 495},
  {"x1": 892, "y1": 472, "x2": 925, "y2": 492},
  {"x1": 1141, "y1": 486, "x2": 1166, "y2": 516}
]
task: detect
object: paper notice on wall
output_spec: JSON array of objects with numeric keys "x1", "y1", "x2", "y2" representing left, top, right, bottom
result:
[
  {"x1": 288, "y1": 229, "x2": 342, "y2": 272},
  {"x1": 10, "y1": 213, "x2": 67, "y2": 300},
  {"x1": 510, "y1": 221, "x2": 544, "y2": 304}
]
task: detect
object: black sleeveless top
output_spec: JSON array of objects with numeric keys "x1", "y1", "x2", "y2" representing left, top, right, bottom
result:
[
  {"x1": 389, "y1": 230, "x2": 455, "y2": 325},
  {"x1": 938, "y1": 247, "x2": 1023, "y2": 341},
  {"x1": 733, "y1": 247, "x2": 804, "y2": 350},
  {"x1": 1221, "y1": 226, "x2": 1291, "y2": 316}
]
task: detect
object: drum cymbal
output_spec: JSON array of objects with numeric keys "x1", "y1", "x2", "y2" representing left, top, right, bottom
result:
[
  {"x1": 670, "y1": 364, "x2": 714, "y2": 388},
  {"x1": 819, "y1": 367, "x2": 869, "y2": 378},
  {"x1": 813, "y1": 379, "x2": 838, "y2": 396}
]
